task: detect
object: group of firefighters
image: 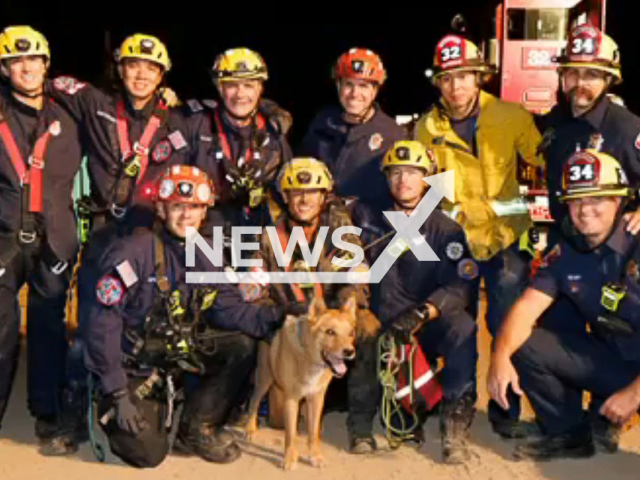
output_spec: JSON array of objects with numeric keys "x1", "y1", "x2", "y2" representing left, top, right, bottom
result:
[{"x1": 0, "y1": 19, "x2": 639, "y2": 469}]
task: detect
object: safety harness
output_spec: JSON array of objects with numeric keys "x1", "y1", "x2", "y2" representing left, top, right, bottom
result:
[
  {"x1": 0, "y1": 103, "x2": 60, "y2": 244},
  {"x1": 110, "y1": 99, "x2": 168, "y2": 218},
  {"x1": 210, "y1": 107, "x2": 273, "y2": 208}
]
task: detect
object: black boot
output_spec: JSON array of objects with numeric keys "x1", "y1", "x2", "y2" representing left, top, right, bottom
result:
[
  {"x1": 174, "y1": 421, "x2": 241, "y2": 463},
  {"x1": 488, "y1": 400, "x2": 539, "y2": 440},
  {"x1": 514, "y1": 423, "x2": 595, "y2": 461},
  {"x1": 348, "y1": 432, "x2": 378, "y2": 454},
  {"x1": 439, "y1": 391, "x2": 476, "y2": 465},
  {"x1": 37, "y1": 383, "x2": 89, "y2": 457}
]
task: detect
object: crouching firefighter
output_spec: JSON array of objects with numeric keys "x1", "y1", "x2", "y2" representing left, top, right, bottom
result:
[
  {"x1": 78, "y1": 165, "x2": 290, "y2": 468},
  {"x1": 350, "y1": 141, "x2": 478, "y2": 464},
  {"x1": 239, "y1": 157, "x2": 380, "y2": 443}
]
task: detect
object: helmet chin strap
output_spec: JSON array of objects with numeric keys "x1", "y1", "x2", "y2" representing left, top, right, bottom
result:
[{"x1": 343, "y1": 102, "x2": 374, "y2": 125}]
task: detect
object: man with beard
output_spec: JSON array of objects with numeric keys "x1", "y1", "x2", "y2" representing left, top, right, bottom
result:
[
  {"x1": 539, "y1": 25, "x2": 640, "y2": 451},
  {"x1": 541, "y1": 24, "x2": 640, "y2": 230}
]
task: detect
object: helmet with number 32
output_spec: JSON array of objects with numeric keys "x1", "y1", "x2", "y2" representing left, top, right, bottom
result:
[{"x1": 427, "y1": 34, "x2": 495, "y2": 82}]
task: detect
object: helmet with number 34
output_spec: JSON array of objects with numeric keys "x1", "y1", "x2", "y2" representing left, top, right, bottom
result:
[
  {"x1": 561, "y1": 149, "x2": 630, "y2": 201},
  {"x1": 556, "y1": 25, "x2": 621, "y2": 83}
]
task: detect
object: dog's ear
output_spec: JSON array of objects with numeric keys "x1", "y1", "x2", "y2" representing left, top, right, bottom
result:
[
  {"x1": 308, "y1": 295, "x2": 327, "y2": 323},
  {"x1": 341, "y1": 293, "x2": 358, "y2": 325}
]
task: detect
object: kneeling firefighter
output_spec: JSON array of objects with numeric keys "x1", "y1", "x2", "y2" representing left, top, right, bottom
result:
[{"x1": 78, "y1": 165, "x2": 290, "y2": 468}]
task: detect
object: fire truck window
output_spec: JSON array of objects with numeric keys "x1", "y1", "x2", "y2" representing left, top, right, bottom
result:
[{"x1": 507, "y1": 8, "x2": 568, "y2": 41}]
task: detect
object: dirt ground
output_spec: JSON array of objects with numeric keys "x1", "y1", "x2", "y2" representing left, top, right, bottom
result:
[{"x1": 2, "y1": 294, "x2": 640, "y2": 480}]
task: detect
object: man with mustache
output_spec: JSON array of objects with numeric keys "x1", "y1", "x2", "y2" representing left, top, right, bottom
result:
[
  {"x1": 541, "y1": 25, "x2": 640, "y2": 232},
  {"x1": 539, "y1": 25, "x2": 640, "y2": 452}
]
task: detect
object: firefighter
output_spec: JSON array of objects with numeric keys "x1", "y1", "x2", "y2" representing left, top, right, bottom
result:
[
  {"x1": 240, "y1": 157, "x2": 377, "y2": 450},
  {"x1": 539, "y1": 24, "x2": 640, "y2": 450},
  {"x1": 540, "y1": 24, "x2": 640, "y2": 231},
  {"x1": 488, "y1": 149, "x2": 640, "y2": 461},
  {"x1": 414, "y1": 33, "x2": 544, "y2": 439},
  {"x1": 351, "y1": 141, "x2": 478, "y2": 463},
  {"x1": 187, "y1": 47, "x2": 292, "y2": 229},
  {"x1": 301, "y1": 48, "x2": 407, "y2": 210},
  {"x1": 47, "y1": 33, "x2": 196, "y2": 234},
  {"x1": 0, "y1": 26, "x2": 84, "y2": 455},
  {"x1": 79, "y1": 165, "x2": 289, "y2": 467}
]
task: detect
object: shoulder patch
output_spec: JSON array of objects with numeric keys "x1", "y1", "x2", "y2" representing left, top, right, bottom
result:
[
  {"x1": 369, "y1": 133, "x2": 384, "y2": 151},
  {"x1": 446, "y1": 242, "x2": 464, "y2": 261},
  {"x1": 96, "y1": 275, "x2": 125, "y2": 306},
  {"x1": 115, "y1": 260, "x2": 138, "y2": 288},
  {"x1": 53, "y1": 76, "x2": 86, "y2": 95},
  {"x1": 152, "y1": 139, "x2": 173, "y2": 163},
  {"x1": 186, "y1": 99, "x2": 203, "y2": 113},
  {"x1": 635, "y1": 132, "x2": 640, "y2": 151},
  {"x1": 457, "y1": 258, "x2": 478, "y2": 280}
]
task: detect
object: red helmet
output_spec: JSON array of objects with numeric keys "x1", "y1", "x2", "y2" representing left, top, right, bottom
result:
[
  {"x1": 428, "y1": 34, "x2": 495, "y2": 81},
  {"x1": 333, "y1": 48, "x2": 387, "y2": 85},
  {"x1": 154, "y1": 165, "x2": 214, "y2": 205}
]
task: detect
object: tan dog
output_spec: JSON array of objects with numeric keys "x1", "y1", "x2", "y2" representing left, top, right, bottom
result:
[{"x1": 245, "y1": 294, "x2": 357, "y2": 470}]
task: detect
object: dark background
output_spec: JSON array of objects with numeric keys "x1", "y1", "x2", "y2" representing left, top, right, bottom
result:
[{"x1": 0, "y1": 1, "x2": 634, "y2": 146}]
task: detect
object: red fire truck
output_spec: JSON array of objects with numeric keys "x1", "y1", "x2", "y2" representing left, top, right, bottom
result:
[{"x1": 490, "y1": 0, "x2": 606, "y2": 222}]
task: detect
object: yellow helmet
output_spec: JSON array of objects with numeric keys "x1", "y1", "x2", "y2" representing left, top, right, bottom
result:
[
  {"x1": 382, "y1": 140, "x2": 438, "y2": 175},
  {"x1": 212, "y1": 48, "x2": 268, "y2": 83},
  {"x1": 0, "y1": 26, "x2": 50, "y2": 62},
  {"x1": 427, "y1": 34, "x2": 495, "y2": 82},
  {"x1": 279, "y1": 158, "x2": 333, "y2": 192},
  {"x1": 561, "y1": 149, "x2": 630, "y2": 201},
  {"x1": 115, "y1": 34, "x2": 171, "y2": 71},
  {"x1": 557, "y1": 25, "x2": 621, "y2": 83}
]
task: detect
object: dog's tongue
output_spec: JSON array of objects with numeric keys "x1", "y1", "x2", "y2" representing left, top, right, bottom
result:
[{"x1": 333, "y1": 361, "x2": 347, "y2": 377}]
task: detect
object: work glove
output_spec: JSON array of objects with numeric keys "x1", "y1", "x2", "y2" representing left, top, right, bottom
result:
[
  {"x1": 390, "y1": 305, "x2": 430, "y2": 344},
  {"x1": 111, "y1": 389, "x2": 148, "y2": 435}
]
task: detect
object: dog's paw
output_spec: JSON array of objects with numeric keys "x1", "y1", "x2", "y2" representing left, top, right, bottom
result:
[
  {"x1": 309, "y1": 454, "x2": 327, "y2": 468},
  {"x1": 283, "y1": 450, "x2": 298, "y2": 470}
]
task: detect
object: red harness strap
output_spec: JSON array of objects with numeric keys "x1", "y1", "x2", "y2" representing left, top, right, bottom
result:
[
  {"x1": 274, "y1": 219, "x2": 324, "y2": 303},
  {"x1": 213, "y1": 108, "x2": 266, "y2": 164},
  {"x1": 0, "y1": 111, "x2": 60, "y2": 213},
  {"x1": 116, "y1": 99, "x2": 168, "y2": 184}
]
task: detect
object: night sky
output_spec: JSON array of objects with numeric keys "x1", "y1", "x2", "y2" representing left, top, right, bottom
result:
[{"x1": 0, "y1": 1, "x2": 634, "y2": 146}]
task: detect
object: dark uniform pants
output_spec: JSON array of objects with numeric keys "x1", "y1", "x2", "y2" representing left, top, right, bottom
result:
[
  {"x1": 0, "y1": 238, "x2": 71, "y2": 424},
  {"x1": 512, "y1": 328, "x2": 640, "y2": 435},
  {"x1": 476, "y1": 241, "x2": 530, "y2": 424},
  {"x1": 346, "y1": 310, "x2": 477, "y2": 437},
  {"x1": 100, "y1": 333, "x2": 256, "y2": 468}
]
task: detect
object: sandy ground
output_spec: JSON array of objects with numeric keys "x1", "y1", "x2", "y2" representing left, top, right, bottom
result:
[{"x1": 2, "y1": 298, "x2": 640, "y2": 479}]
